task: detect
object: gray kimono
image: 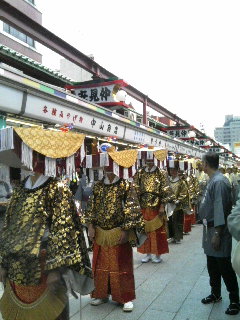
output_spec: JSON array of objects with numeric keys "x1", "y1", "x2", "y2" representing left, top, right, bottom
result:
[
  {"x1": 74, "y1": 175, "x2": 93, "y2": 211},
  {"x1": 199, "y1": 171, "x2": 232, "y2": 257},
  {"x1": 228, "y1": 195, "x2": 240, "y2": 241}
]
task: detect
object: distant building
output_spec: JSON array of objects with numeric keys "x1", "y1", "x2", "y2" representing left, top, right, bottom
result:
[
  {"x1": 214, "y1": 115, "x2": 240, "y2": 152},
  {"x1": 60, "y1": 58, "x2": 93, "y2": 82},
  {"x1": 0, "y1": 0, "x2": 42, "y2": 63}
]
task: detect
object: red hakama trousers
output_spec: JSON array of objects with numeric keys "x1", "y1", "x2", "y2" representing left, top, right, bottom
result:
[
  {"x1": 184, "y1": 214, "x2": 192, "y2": 233},
  {"x1": 190, "y1": 206, "x2": 196, "y2": 225},
  {"x1": 92, "y1": 242, "x2": 135, "y2": 304},
  {"x1": 137, "y1": 208, "x2": 169, "y2": 255}
]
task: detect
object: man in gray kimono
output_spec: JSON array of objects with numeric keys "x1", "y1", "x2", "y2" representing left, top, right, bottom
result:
[{"x1": 199, "y1": 152, "x2": 239, "y2": 316}]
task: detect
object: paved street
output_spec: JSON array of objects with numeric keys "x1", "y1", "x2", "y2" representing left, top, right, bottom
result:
[{"x1": 0, "y1": 225, "x2": 239, "y2": 320}]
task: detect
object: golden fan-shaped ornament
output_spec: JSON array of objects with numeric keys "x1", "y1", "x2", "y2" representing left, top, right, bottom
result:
[
  {"x1": 108, "y1": 149, "x2": 138, "y2": 168},
  {"x1": 14, "y1": 127, "x2": 85, "y2": 158},
  {"x1": 153, "y1": 149, "x2": 168, "y2": 161}
]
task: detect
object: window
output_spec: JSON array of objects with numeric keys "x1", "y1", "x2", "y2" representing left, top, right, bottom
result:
[
  {"x1": 26, "y1": 0, "x2": 35, "y2": 4},
  {"x1": 3, "y1": 23, "x2": 35, "y2": 48}
]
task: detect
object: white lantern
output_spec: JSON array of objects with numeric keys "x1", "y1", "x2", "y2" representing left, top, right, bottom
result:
[
  {"x1": 188, "y1": 130, "x2": 196, "y2": 138},
  {"x1": 116, "y1": 90, "x2": 127, "y2": 102}
]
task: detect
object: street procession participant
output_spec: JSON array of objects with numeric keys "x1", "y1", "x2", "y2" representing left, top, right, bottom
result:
[
  {"x1": 134, "y1": 147, "x2": 175, "y2": 263},
  {"x1": 196, "y1": 161, "x2": 209, "y2": 222},
  {"x1": 182, "y1": 165, "x2": 200, "y2": 232},
  {"x1": 0, "y1": 127, "x2": 92, "y2": 320},
  {"x1": 188, "y1": 167, "x2": 200, "y2": 225},
  {"x1": 82, "y1": 146, "x2": 145, "y2": 312},
  {"x1": 178, "y1": 168, "x2": 192, "y2": 236},
  {"x1": 168, "y1": 161, "x2": 189, "y2": 244},
  {"x1": 225, "y1": 167, "x2": 233, "y2": 184},
  {"x1": 75, "y1": 140, "x2": 104, "y2": 252}
]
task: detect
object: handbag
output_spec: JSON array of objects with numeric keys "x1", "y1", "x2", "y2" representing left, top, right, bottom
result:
[{"x1": 232, "y1": 241, "x2": 240, "y2": 277}]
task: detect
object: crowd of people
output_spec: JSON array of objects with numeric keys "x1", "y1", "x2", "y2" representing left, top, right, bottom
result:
[{"x1": 0, "y1": 149, "x2": 240, "y2": 319}]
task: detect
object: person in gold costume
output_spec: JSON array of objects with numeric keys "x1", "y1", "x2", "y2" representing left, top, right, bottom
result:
[
  {"x1": 134, "y1": 157, "x2": 175, "y2": 263},
  {"x1": 187, "y1": 170, "x2": 200, "y2": 225},
  {"x1": 179, "y1": 171, "x2": 193, "y2": 235},
  {"x1": 168, "y1": 163, "x2": 189, "y2": 243},
  {"x1": 0, "y1": 170, "x2": 92, "y2": 320},
  {"x1": 0, "y1": 128, "x2": 92, "y2": 320},
  {"x1": 196, "y1": 161, "x2": 209, "y2": 222},
  {"x1": 83, "y1": 168, "x2": 144, "y2": 312}
]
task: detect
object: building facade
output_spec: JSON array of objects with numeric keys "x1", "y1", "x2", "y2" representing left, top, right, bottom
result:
[
  {"x1": 214, "y1": 115, "x2": 240, "y2": 152},
  {"x1": 0, "y1": 0, "x2": 42, "y2": 62}
]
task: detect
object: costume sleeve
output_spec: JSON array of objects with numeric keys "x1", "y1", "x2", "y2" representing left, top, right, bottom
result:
[
  {"x1": 0, "y1": 187, "x2": 19, "y2": 269},
  {"x1": 133, "y1": 170, "x2": 141, "y2": 200},
  {"x1": 228, "y1": 197, "x2": 240, "y2": 241},
  {"x1": 194, "y1": 178, "x2": 200, "y2": 198},
  {"x1": 121, "y1": 181, "x2": 145, "y2": 232},
  {"x1": 188, "y1": 179, "x2": 195, "y2": 202},
  {"x1": 213, "y1": 181, "x2": 228, "y2": 227},
  {"x1": 159, "y1": 170, "x2": 176, "y2": 204},
  {"x1": 46, "y1": 182, "x2": 91, "y2": 274},
  {"x1": 177, "y1": 180, "x2": 189, "y2": 206}
]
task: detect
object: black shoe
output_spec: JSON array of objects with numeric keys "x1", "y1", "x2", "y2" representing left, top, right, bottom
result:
[
  {"x1": 201, "y1": 294, "x2": 222, "y2": 304},
  {"x1": 225, "y1": 303, "x2": 240, "y2": 315}
]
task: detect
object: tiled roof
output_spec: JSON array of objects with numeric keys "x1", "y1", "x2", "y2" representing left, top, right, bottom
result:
[{"x1": 0, "y1": 44, "x2": 74, "y2": 84}]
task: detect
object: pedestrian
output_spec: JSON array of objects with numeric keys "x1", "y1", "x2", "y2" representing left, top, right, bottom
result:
[
  {"x1": 75, "y1": 170, "x2": 94, "y2": 251},
  {"x1": 228, "y1": 196, "x2": 240, "y2": 278},
  {"x1": 199, "y1": 152, "x2": 239, "y2": 316}
]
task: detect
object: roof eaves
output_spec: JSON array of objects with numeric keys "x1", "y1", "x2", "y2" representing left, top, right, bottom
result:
[{"x1": 0, "y1": 44, "x2": 74, "y2": 85}]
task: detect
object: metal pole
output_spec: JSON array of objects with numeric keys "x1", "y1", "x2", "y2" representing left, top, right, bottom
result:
[
  {"x1": 143, "y1": 96, "x2": 148, "y2": 125},
  {"x1": 79, "y1": 294, "x2": 82, "y2": 320}
]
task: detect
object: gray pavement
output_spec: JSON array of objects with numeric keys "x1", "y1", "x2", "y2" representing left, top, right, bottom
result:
[{"x1": 0, "y1": 225, "x2": 239, "y2": 320}]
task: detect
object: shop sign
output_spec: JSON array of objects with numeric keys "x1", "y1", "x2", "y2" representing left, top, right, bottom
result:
[
  {"x1": 67, "y1": 80, "x2": 127, "y2": 104},
  {"x1": 166, "y1": 129, "x2": 190, "y2": 138},
  {"x1": 24, "y1": 95, "x2": 125, "y2": 138}
]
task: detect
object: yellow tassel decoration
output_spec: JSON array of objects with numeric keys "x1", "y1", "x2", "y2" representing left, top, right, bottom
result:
[
  {"x1": 95, "y1": 227, "x2": 136, "y2": 247},
  {"x1": 144, "y1": 215, "x2": 164, "y2": 233}
]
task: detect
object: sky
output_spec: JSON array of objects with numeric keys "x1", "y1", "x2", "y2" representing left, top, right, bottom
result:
[{"x1": 37, "y1": 0, "x2": 240, "y2": 138}]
